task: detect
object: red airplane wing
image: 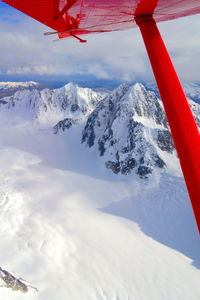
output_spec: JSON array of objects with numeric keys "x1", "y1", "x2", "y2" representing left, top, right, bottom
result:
[{"x1": 2, "y1": 0, "x2": 200, "y2": 39}]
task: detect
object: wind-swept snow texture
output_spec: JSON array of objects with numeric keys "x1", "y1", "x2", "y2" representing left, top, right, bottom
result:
[{"x1": 0, "y1": 82, "x2": 200, "y2": 300}]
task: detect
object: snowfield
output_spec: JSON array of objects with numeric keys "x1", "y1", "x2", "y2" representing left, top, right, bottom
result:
[{"x1": 0, "y1": 83, "x2": 200, "y2": 299}]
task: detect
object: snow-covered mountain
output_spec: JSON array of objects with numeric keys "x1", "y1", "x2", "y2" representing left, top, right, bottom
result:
[
  {"x1": 0, "y1": 81, "x2": 200, "y2": 300},
  {"x1": 1, "y1": 81, "x2": 200, "y2": 179},
  {"x1": 146, "y1": 81, "x2": 200, "y2": 104},
  {"x1": 0, "y1": 81, "x2": 39, "y2": 90},
  {"x1": 82, "y1": 82, "x2": 200, "y2": 177},
  {"x1": 0, "y1": 81, "x2": 41, "y2": 98},
  {"x1": 183, "y1": 82, "x2": 200, "y2": 103},
  {"x1": 0, "y1": 82, "x2": 104, "y2": 127}
]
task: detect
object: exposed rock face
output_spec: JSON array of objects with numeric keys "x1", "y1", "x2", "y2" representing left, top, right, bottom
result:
[
  {"x1": 0, "y1": 99, "x2": 8, "y2": 106},
  {"x1": 82, "y1": 83, "x2": 175, "y2": 178},
  {"x1": 156, "y1": 130, "x2": 174, "y2": 153},
  {"x1": 53, "y1": 118, "x2": 78, "y2": 134},
  {"x1": 0, "y1": 267, "x2": 28, "y2": 293}
]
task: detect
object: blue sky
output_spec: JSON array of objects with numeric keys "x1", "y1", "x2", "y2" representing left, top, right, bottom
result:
[{"x1": 1, "y1": 2, "x2": 200, "y2": 86}]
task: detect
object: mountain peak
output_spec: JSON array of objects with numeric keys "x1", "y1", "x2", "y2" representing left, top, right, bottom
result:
[
  {"x1": 82, "y1": 82, "x2": 175, "y2": 177},
  {"x1": 111, "y1": 83, "x2": 130, "y2": 99},
  {"x1": 0, "y1": 82, "x2": 105, "y2": 127},
  {"x1": 133, "y1": 82, "x2": 145, "y2": 91},
  {"x1": 63, "y1": 81, "x2": 77, "y2": 90}
]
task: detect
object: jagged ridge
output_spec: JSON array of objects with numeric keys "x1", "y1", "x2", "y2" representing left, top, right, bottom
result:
[
  {"x1": 1, "y1": 81, "x2": 199, "y2": 179},
  {"x1": 0, "y1": 82, "x2": 104, "y2": 126},
  {"x1": 82, "y1": 83, "x2": 187, "y2": 177}
]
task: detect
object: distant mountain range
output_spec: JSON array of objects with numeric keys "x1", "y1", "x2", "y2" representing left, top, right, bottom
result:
[
  {"x1": 0, "y1": 81, "x2": 46, "y2": 99},
  {"x1": 0, "y1": 81, "x2": 199, "y2": 178},
  {"x1": 146, "y1": 81, "x2": 200, "y2": 104}
]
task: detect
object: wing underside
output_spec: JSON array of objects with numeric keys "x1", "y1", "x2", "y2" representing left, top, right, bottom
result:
[{"x1": 2, "y1": 0, "x2": 200, "y2": 39}]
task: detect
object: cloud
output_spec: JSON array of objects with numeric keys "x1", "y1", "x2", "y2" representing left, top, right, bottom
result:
[
  {"x1": 0, "y1": 4, "x2": 200, "y2": 82},
  {"x1": 6, "y1": 65, "x2": 56, "y2": 75}
]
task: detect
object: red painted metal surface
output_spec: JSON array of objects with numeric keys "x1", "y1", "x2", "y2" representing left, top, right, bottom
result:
[
  {"x1": 2, "y1": 0, "x2": 200, "y2": 38},
  {"x1": 136, "y1": 16, "x2": 200, "y2": 233}
]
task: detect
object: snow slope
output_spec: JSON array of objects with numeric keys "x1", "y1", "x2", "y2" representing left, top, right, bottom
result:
[{"x1": 0, "y1": 83, "x2": 200, "y2": 299}]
